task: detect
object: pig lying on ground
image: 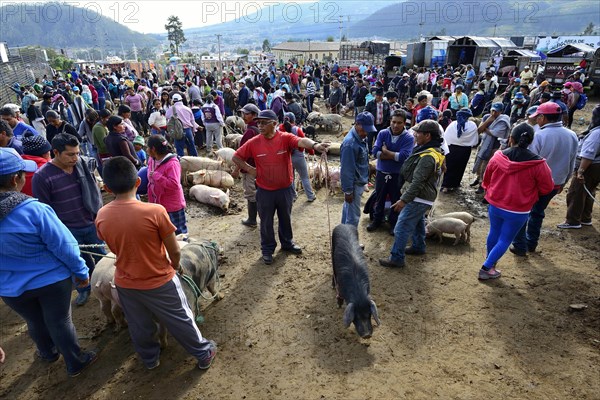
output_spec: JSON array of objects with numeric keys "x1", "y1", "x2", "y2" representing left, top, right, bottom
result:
[
  {"x1": 331, "y1": 224, "x2": 380, "y2": 338},
  {"x1": 224, "y1": 133, "x2": 243, "y2": 149},
  {"x1": 426, "y1": 217, "x2": 468, "y2": 245},
  {"x1": 326, "y1": 142, "x2": 341, "y2": 156},
  {"x1": 189, "y1": 184, "x2": 230, "y2": 211},
  {"x1": 187, "y1": 169, "x2": 235, "y2": 189},
  {"x1": 91, "y1": 239, "x2": 222, "y2": 345},
  {"x1": 180, "y1": 156, "x2": 226, "y2": 186},
  {"x1": 438, "y1": 212, "x2": 474, "y2": 242}
]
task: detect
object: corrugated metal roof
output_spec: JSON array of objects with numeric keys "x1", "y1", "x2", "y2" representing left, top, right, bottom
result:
[
  {"x1": 490, "y1": 37, "x2": 518, "y2": 49},
  {"x1": 428, "y1": 36, "x2": 457, "y2": 41},
  {"x1": 547, "y1": 43, "x2": 595, "y2": 56},
  {"x1": 272, "y1": 42, "x2": 340, "y2": 52},
  {"x1": 508, "y1": 49, "x2": 541, "y2": 59}
]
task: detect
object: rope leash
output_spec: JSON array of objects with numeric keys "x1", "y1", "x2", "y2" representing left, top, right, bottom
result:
[
  {"x1": 321, "y1": 151, "x2": 333, "y2": 251},
  {"x1": 584, "y1": 184, "x2": 599, "y2": 205}
]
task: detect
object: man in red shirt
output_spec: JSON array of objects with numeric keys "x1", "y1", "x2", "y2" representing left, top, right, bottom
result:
[
  {"x1": 233, "y1": 110, "x2": 329, "y2": 265},
  {"x1": 290, "y1": 69, "x2": 300, "y2": 94}
]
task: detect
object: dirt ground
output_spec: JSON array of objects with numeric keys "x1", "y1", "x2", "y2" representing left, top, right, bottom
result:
[{"x1": 1, "y1": 98, "x2": 599, "y2": 400}]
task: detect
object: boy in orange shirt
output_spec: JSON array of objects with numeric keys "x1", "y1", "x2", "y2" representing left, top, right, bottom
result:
[{"x1": 95, "y1": 156, "x2": 216, "y2": 370}]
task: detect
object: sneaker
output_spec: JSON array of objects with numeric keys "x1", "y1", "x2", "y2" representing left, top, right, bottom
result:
[
  {"x1": 509, "y1": 245, "x2": 527, "y2": 257},
  {"x1": 307, "y1": 196, "x2": 316, "y2": 202},
  {"x1": 198, "y1": 341, "x2": 217, "y2": 370},
  {"x1": 378, "y1": 258, "x2": 405, "y2": 268},
  {"x1": 281, "y1": 244, "x2": 302, "y2": 254},
  {"x1": 469, "y1": 178, "x2": 480, "y2": 187},
  {"x1": 581, "y1": 220, "x2": 593, "y2": 226},
  {"x1": 262, "y1": 254, "x2": 273, "y2": 265},
  {"x1": 557, "y1": 222, "x2": 581, "y2": 229},
  {"x1": 478, "y1": 268, "x2": 501, "y2": 280},
  {"x1": 366, "y1": 222, "x2": 381, "y2": 232},
  {"x1": 74, "y1": 290, "x2": 90, "y2": 306},
  {"x1": 146, "y1": 360, "x2": 160, "y2": 370},
  {"x1": 68, "y1": 351, "x2": 98, "y2": 377}
]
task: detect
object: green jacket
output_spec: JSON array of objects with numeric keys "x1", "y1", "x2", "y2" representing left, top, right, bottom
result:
[
  {"x1": 400, "y1": 147, "x2": 445, "y2": 203},
  {"x1": 92, "y1": 122, "x2": 108, "y2": 154}
]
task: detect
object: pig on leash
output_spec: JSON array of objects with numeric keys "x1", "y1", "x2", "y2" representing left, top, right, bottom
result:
[
  {"x1": 91, "y1": 239, "x2": 222, "y2": 344},
  {"x1": 331, "y1": 224, "x2": 380, "y2": 338},
  {"x1": 426, "y1": 217, "x2": 469, "y2": 245}
]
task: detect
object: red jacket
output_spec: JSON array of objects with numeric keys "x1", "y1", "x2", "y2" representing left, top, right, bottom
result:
[
  {"x1": 21, "y1": 154, "x2": 49, "y2": 196},
  {"x1": 482, "y1": 149, "x2": 554, "y2": 212}
]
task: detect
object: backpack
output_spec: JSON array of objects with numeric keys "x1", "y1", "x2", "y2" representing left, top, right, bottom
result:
[
  {"x1": 167, "y1": 106, "x2": 185, "y2": 140},
  {"x1": 575, "y1": 93, "x2": 587, "y2": 110}
]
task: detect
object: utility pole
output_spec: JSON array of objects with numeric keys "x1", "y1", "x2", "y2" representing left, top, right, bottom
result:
[
  {"x1": 346, "y1": 16, "x2": 350, "y2": 40},
  {"x1": 308, "y1": 38, "x2": 311, "y2": 64},
  {"x1": 493, "y1": 24, "x2": 497, "y2": 36},
  {"x1": 216, "y1": 34, "x2": 222, "y2": 74},
  {"x1": 132, "y1": 43, "x2": 138, "y2": 61},
  {"x1": 338, "y1": 15, "x2": 343, "y2": 62}
]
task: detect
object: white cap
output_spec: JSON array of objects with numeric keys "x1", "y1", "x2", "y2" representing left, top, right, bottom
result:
[{"x1": 172, "y1": 93, "x2": 183, "y2": 102}]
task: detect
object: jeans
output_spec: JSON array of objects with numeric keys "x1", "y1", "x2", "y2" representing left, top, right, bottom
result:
[
  {"x1": 174, "y1": 127, "x2": 198, "y2": 157},
  {"x1": 2, "y1": 278, "x2": 91, "y2": 375},
  {"x1": 306, "y1": 94, "x2": 315, "y2": 113},
  {"x1": 484, "y1": 205, "x2": 529, "y2": 268},
  {"x1": 291, "y1": 150, "x2": 315, "y2": 200},
  {"x1": 293, "y1": 84, "x2": 300, "y2": 94},
  {"x1": 372, "y1": 171, "x2": 401, "y2": 227},
  {"x1": 315, "y1": 77, "x2": 321, "y2": 91},
  {"x1": 68, "y1": 224, "x2": 106, "y2": 293},
  {"x1": 98, "y1": 97, "x2": 106, "y2": 111},
  {"x1": 151, "y1": 128, "x2": 167, "y2": 136},
  {"x1": 256, "y1": 185, "x2": 295, "y2": 256},
  {"x1": 390, "y1": 202, "x2": 431, "y2": 263},
  {"x1": 512, "y1": 189, "x2": 558, "y2": 252},
  {"x1": 80, "y1": 140, "x2": 93, "y2": 157},
  {"x1": 341, "y1": 184, "x2": 365, "y2": 227}
]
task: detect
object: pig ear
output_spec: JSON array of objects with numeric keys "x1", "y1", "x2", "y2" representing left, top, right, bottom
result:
[
  {"x1": 210, "y1": 194, "x2": 220, "y2": 199},
  {"x1": 343, "y1": 303, "x2": 355, "y2": 328},
  {"x1": 370, "y1": 300, "x2": 381, "y2": 326}
]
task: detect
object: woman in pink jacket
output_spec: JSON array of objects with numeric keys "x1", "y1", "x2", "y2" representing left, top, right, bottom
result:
[
  {"x1": 146, "y1": 135, "x2": 187, "y2": 234},
  {"x1": 479, "y1": 123, "x2": 554, "y2": 280}
]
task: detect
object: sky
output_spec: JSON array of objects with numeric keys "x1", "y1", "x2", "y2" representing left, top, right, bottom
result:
[{"x1": 8, "y1": 0, "x2": 318, "y2": 34}]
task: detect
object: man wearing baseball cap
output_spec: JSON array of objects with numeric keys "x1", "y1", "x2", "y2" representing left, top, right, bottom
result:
[
  {"x1": 165, "y1": 93, "x2": 199, "y2": 157},
  {"x1": 232, "y1": 110, "x2": 329, "y2": 265},
  {"x1": 340, "y1": 111, "x2": 376, "y2": 227},
  {"x1": 508, "y1": 102, "x2": 578, "y2": 251},
  {"x1": 379, "y1": 120, "x2": 445, "y2": 268}
]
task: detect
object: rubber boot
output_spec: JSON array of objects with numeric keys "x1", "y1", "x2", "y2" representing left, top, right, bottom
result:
[{"x1": 242, "y1": 201, "x2": 258, "y2": 227}]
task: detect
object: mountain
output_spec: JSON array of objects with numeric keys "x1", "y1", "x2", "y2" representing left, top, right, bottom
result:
[
  {"x1": 349, "y1": 0, "x2": 599, "y2": 40},
  {"x1": 173, "y1": 0, "x2": 392, "y2": 52},
  {"x1": 0, "y1": 3, "x2": 158, "y2": 50}
]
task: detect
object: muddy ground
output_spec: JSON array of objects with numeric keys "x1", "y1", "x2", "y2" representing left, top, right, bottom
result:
[{"x1": 1, "y1": 99, "x2": 599, "y2": 400}]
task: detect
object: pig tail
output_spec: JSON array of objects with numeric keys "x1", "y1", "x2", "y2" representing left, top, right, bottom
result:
[{"x1": 147, "y1": 134, "x2": 175, "y2": 156}]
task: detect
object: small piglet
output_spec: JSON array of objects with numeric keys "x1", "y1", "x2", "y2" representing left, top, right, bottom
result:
[
  {"x1": 331, "y1": 224, "x2": 380, "y2": 338},
  {"x1": 426, "y1": 217, "x2": 468, "y2": 245},
  {"x1": 214, "y1": 147, "x2": 236, "y2": 168},
  {"x1": 438, "y1": 212, "x2": 474, "y2": 242},
  {"x1": 189, "y1": 184, "x2": 230, "y2": 211}
]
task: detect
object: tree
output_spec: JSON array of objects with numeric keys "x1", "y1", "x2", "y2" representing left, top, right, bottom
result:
[
  {"x1": 236, "y1": 48, "x2": 250, "y2": 55},
  {"x1": 165, "y1": 15, "x2": 186, "y2": 55},
  {"x1": 583, "y1": 22, "x2": 594, "y2": 35},
  {"x1": 326, "y1": 36, "x2": 334, "y2": 42},
  {"x1": 262, "y1": 39, "x2": 271, "y2": 52}
]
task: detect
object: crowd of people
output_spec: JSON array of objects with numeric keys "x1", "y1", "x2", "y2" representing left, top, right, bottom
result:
[{"x1": 0, "y1": 57, "x2": 598, "y2": 378}]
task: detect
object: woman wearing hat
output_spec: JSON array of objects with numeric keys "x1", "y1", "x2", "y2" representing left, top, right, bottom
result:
[
  {"x1": 441, "y1": 109, "x2": 478, "y2": 192},
  {"x1": 510, "y1": 92, "x2": 528, "y2": 124},
  {"x1": 0, "y1": 148, "x2": 97, "y2": 376},
  {"x1": 104, "y1": 116, "x2": 140, "y2": 168},
  {"x1": 479, "y1": 123, "x2": 554, "y2": 279}
]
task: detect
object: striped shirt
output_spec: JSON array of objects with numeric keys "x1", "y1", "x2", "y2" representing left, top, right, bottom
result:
[
  {"x1": 32, "y1": 162, "x2": 94, "y2": 228},
  {"x1": 306, "y1": 82, "x2": 316, "y2": 96}
]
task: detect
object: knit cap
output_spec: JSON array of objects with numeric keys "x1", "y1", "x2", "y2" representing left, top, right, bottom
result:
[{"x1": 22, "y1": 132, "x2": 51, "y2": 156}]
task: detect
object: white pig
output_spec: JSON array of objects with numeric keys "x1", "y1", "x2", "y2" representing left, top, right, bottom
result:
[
  {"x1": 189, "y1": 184, "x2": 230, "y2": 211},
  {"x1": 214, "y1": 147, "x2": 236, "y2": 168},
  {"x1": 438, "y1": 212, "x2": 474, "y2": 242},
  {"x1": 224, "y1": 133, "x2": 243, "y2": 149},
  {"x1": 187, "y1": 169, "x2": 235, "y2": 189},
  {"x1": 426, "y1": 217, "x2": 468, "y2": 245}
]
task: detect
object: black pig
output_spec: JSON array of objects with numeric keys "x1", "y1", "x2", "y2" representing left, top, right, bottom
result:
[{"x1": 331, "y1": 224, "x2": 380, "y2": 338}]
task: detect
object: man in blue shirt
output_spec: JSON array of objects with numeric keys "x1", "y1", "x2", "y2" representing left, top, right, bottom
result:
[
  {"x1": 465, "y1": 64, "x2": 476, "y2": 94},
  {"x1": 0, "y1": 106, "x2": 40, "y2": 140},
  {"x1": 368, "y1": 110, "x2": 414, "y2": 234},
  {"x1": 340, "y1": 112, "x2": 376, "y2": 227}
]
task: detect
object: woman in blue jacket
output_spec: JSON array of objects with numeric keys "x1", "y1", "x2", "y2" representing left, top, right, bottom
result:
[{"x1": 0, "y1": 148, "x2": 97, "y2": 377}]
